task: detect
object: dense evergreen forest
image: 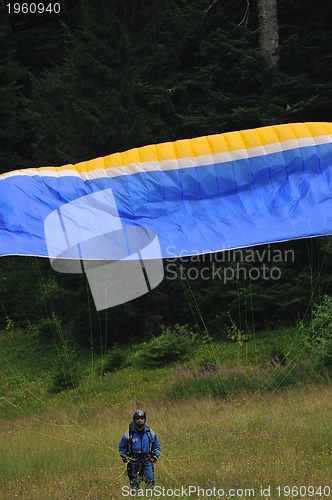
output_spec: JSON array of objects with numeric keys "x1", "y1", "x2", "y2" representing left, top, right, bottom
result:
[{"x1": 0, "y1": 0, "x2": 332, "y2": 347}]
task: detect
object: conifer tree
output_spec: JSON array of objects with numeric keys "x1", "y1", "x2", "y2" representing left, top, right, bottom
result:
[
  {"x1": 28, "y1": 0, "x2": 184, "y2": 166},
  {"x1": 0, "y1": 9, "x2": 29, "y2": 172},
  {"x1": 2, "y1": 0, "x2": 331, "y2": 340}
]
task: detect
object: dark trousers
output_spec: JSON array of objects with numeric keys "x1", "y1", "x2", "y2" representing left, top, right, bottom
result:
[{"x1": 127, "y1": 458, "x2": 155, "y2": 487}]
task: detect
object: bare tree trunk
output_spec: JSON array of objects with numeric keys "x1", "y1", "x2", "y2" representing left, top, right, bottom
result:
[{"x1": 258, "y1": 0, "x2": 279, "y2": 72}]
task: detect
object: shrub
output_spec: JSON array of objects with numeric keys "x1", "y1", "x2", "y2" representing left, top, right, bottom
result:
[
  {"x1": 166, "y1": 360, "x2": 311, "y2": 400},
  {"x1": 49, "y1": 337, "x2": 80, "y2": 393},
  {"x1": 302, "y1": 295, "x2": 332, "y2": 366},
  {"x1": 226, "y1": 318, "x2": 249, "y2": 345},
  {"x1": 135, "y1": 324, "x2": 197, "y2": 367},
  {"x1": 97, "y1": 347, "x2": 127, "y2": 375}
]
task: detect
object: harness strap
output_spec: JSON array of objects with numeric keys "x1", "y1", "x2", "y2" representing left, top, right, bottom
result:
[{"x1": 126, "y1": 425, "x2": 155, "y2": 454}]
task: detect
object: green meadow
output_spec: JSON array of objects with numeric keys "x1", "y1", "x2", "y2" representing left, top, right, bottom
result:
[{"x1": 1, "y1": 325, "x2": 332, "y2": 499}]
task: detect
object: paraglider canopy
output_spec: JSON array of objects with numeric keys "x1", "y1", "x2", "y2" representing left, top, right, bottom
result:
[{"x1": 0, "y1": 122, "x2": 331, "y2": 309}]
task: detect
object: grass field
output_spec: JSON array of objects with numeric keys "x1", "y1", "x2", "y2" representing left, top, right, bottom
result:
[
  {"x1": 1, "y1": 381, "x2": 332, "y2": 499},
  {"x1": 0, "y1": 326, "x2": 331, "y2": 499}
]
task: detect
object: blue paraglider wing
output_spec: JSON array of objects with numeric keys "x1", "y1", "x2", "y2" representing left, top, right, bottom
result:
[{"x1": 0, "y1": 122, "x2": 331, "y2": 261}]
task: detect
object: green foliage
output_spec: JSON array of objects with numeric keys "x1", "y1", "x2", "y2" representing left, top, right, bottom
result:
[
  {"x1": 302, "y1": 296, "x2": 332, "y2": 366},
  {"x1": 31, "y1": 315, "x2": 60, "y2": 341},
  {"x1": 49, "y1": 336, "x2": 80, "y2": 394},
  {"x1": 0, "y1": 9, "x2": 31, "y2": 172},
  {"x1": 5, "y1": 317, "x2": 15, "y2": 332},
  {"x1": 0, "y1": 320, "x2": 320, "y2": 409},
  {"x1": 134, "y1": 324, "x2": 197, "y2": 367},
  {"x1": 1, "y1": 0, "x2": 332, "y2": 345},
  {"x1": 167, "y1": 360, "x2": 311, "y2": 400},
  {"x1": 96, "y1": 347, "x2": 127, "y2": 375},
  {"x1": 41, "y1": 314, "x2": 82, "y2": 393},
  {"x1": 226, "y1": 316, "x2": 249, "y2": 345}
]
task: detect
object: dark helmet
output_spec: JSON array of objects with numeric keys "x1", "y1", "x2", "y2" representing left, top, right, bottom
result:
[{"x1": 133, "y1": 409, "x2": 146, "y2": 420}]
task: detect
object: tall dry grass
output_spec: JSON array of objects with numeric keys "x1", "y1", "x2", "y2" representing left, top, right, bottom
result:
[{"x1": 1, "y1": 382, "x2": 332, "y2": 498}]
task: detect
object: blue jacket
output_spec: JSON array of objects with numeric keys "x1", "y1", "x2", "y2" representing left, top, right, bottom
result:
[{"x1": 118, "y1": 424, "x2": 161, "y2": 457}]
